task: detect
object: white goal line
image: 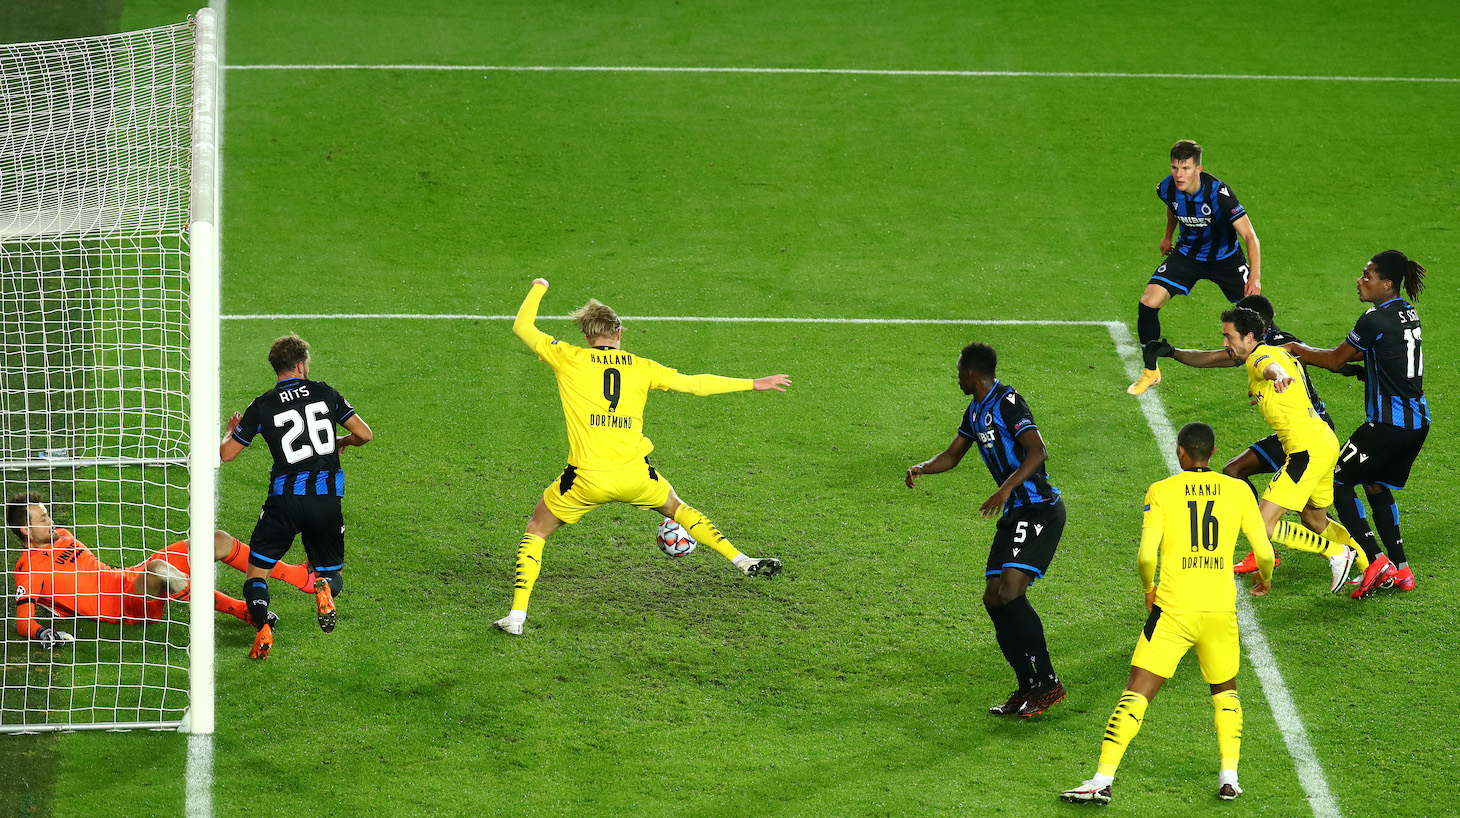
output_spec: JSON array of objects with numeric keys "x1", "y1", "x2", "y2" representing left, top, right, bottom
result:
[{"x1": 223, "y1": 64, "x2": 1460, "y2": 84}]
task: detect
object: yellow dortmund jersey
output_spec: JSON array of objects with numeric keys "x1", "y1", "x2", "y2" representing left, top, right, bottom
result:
[
  {"x1": 1139, "y1": 468, "x2": 1273, "y2": 612},
  {"x1": 1245, "y1": 344, "x2": 1331, "y2": 453},
  {"x1": 513, "y1": 284, "x2": 753, "y2": 470}
]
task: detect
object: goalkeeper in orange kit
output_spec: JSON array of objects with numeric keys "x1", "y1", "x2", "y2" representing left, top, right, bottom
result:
[{"x1": 7, "y1": 492, "x2": 314, "y2": 646}]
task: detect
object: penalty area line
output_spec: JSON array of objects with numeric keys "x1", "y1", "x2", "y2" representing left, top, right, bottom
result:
[{"x1": 1106, "y1": 322, "x2": 1341, "y2": 818}]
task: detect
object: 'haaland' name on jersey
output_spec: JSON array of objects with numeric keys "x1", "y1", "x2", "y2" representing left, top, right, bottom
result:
[
  {"x1": 1184, "y1": 483, "x2": 1222, "y2": 496},
  {"x1": 589, "y1": 352, "x2": 635, "y2": 366}
]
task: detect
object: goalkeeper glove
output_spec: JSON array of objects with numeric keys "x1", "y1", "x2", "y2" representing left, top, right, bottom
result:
[
  {"x1": 35, "y1": 627, "x2": 75, "y2": 648},
  {"x1": 1144, "y1": 338, "x2": 1176, "y2": 359},
  {"x1": 1337, "y1": 364, "x2": 1367, "y2": 381}
]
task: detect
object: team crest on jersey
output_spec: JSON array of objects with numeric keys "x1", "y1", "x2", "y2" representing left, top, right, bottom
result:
[
  {"x1": 983, "y1": 412, "x2": 994, "y2": 426},
  {"x1": 1200, "y1": 204, "x2": 1211, "y2": 216}
]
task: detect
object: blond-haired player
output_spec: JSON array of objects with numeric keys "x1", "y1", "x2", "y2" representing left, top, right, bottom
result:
[
  {"x1": 1061, "y1": 422, "x2": 1273, "y2": 805},
  {"x1": 1218, "y1": 307, "x2": 1362, "y2": 593},
  {"x1": 495, "y1": 278, "x2": 791, "y2": 635}
]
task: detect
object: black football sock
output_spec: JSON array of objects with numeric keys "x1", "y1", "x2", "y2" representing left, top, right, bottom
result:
[
  {"x1": 243, "y1": 578, "x2": 271, "y2": 630},
  {"x1": 1005, "y1": 594, "x2": 1058, "y2": 689},
  {"x1": 1367, "y1": 487, "x2": 1407, "y2": 565},
  {"x1": 985, "y1": 600, "x2": 1034, "y2": 690},
  {"x1": 1137, "y1": 304, "x2": 1161, "y2": 369},
  {"x1": 1333, "y1": 483, "x2": 1382, "y2": 562}
]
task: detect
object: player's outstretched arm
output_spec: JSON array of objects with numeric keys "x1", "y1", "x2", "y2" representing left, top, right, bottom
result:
[
  {"x1": 512, "y1": 278, "x2": 551, "y2": 346},
  {"x1": 1284, "y1": 340, "x2": 1362, "y2": 373},
  {"x1": 1160, "y1": 344, "x2": 1239, "y2": 368},
  {"x1": 906, "y1": 434, "x2": 973, "y2": 488}
]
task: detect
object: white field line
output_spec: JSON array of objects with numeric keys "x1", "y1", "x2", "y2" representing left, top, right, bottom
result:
[
  {"x1": 185, "y1": 733, "x2": 213, "y2": 818},
  {"x1": 225, "y1": 310, "x2": 1339, "y2": 815},
  {"x1": 223, "y1": 64, "x2": 1460, "y2": 84},
  {"x1": 1107, "y1": 322, "x2": 1340, "y2": 818}
]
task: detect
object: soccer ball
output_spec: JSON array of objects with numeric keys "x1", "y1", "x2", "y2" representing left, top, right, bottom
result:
[{"x1": 656, "y1": 518, "x2": 697, "y2": 557}]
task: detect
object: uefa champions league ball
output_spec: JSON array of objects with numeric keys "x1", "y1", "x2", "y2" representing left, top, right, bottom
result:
[{"x1": 656, "y1": 518, "x2": 697, "y2": 557}]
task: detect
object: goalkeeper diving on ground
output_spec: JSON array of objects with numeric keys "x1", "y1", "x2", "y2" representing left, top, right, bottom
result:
[{"x1": 7, "y1": 492, "x2": 316, "y2": 646}]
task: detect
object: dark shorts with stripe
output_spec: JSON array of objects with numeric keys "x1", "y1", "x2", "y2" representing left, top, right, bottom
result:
[
  {"x1": 249, "y1": 494, "x2": 345, "y2": 572},
  {"x1": 1335, "y1": 422, "x2": 1429, "y2": 489},
  {"x1": 988, "y1": 498, "x2": 1065, "y2": 580},
  {"x1": 1149, "y1": 249, "x2": 1249, "y2": 303}
]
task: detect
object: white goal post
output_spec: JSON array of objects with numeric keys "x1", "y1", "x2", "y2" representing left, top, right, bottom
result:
[{"x1": 0, "y1": 8, "x2": 220, "y2": 734}]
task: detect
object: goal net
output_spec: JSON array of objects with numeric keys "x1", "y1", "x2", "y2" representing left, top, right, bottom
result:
[{"x1": 0, "y1": 10, "x2": 219, "y2": 733}]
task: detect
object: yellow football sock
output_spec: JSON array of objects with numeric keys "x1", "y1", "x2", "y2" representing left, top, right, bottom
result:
[
  {"x1": 1271, "y1": 520, "x2": 1345, "y2": 556},
  {"x1": 673, "y1": 504, "x2": 742, "y2": 562},
  {"x1": 1096, "y1": 690, "x2": 1149, "y2": 778},
  {"x1": 1213, "y1": 690, "x2": 1243, "y2": 773},
  {"x1": 1322, "y1": 520, "x2": 1369, "y2": 570},
  {"x1": 510, "y1": 533, "x2": 546, "y2": 612}
]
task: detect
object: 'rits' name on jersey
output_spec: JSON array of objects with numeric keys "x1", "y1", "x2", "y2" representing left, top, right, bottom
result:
[
  {"x1": 957, "y1": 381, "x2": 1060, "y2": 513},
  {"x1": 1348, "y1": 298, "x2": 1428, "y2": 429},
  {"x1": 1158, "y1": 171, "x2": 1246, "y2": 262},
  {"x1": 231, "y1": 378, "x2": 358, "y2": 497}
]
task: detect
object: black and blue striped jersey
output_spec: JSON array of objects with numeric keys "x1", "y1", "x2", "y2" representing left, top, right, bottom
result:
[
  {"x1": 1158, "y1": 172, "x2": 1246, "y2": 262},
  {"x1": 1348, "y1": 298, "x2": 1428, "y2": 429},
  {"x1": 231, "y1": 378, "x2": 358, "y2": 497},
  {"x1": 957, "y1": 381, "x2": 1061, "y2": 514}
]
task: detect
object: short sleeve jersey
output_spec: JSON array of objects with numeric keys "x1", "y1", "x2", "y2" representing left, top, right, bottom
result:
[
  {"x1": 1348, "y1": 298, "x2": 1429, "y2": 430},
  {"x1": 13, "y1": 530, "x2": 122, "y2": 632},
  {"x1": 1142, "y1": 470, "x2": 1264, "y2": 612},
  {"x1": 1246, "y1": 345, "x2": 1329, "y2": 452},
  {"x1": 231, "y1": 378, "x2": 357, "y2": 497},
  {"x1": 1158, "y1": 172, "x2": 1246, "y2": 262},
  {"x1": 956, "y1": 381, "x2": 1060, "y2": 514},
  {"x1": 525, "y1": 332, "x2": 685, "y2": 470}
]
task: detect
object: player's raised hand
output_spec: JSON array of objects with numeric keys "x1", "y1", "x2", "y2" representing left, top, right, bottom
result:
[
  {"x1": 532, "y1": 278, "x2": 550, "y2": 289},
  {"x1": 753, "y1": 374, "x2": 791, "y2": 392},
  {"x1": 36, "y1": 627, "x2": 75, "y2": 648},
  {"x1": 224, "y1": 411, "x2": 242, "y2": 436}
]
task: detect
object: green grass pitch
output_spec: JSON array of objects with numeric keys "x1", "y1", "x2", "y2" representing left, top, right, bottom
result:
[{"x1": 2, "y1": 1, "x2": 1458, "y2": 815}]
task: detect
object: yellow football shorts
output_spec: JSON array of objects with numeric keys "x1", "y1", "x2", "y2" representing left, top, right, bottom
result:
[
  {"x1": 1131, "y1": 607, "x2": 1241, "y2": 684},
  {"x1": 541, "y1": 460, "x2": 674, "y2": 524},
  {"x1": 1263, "y1": 439, "x2": 1339, "y2": 511}
]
